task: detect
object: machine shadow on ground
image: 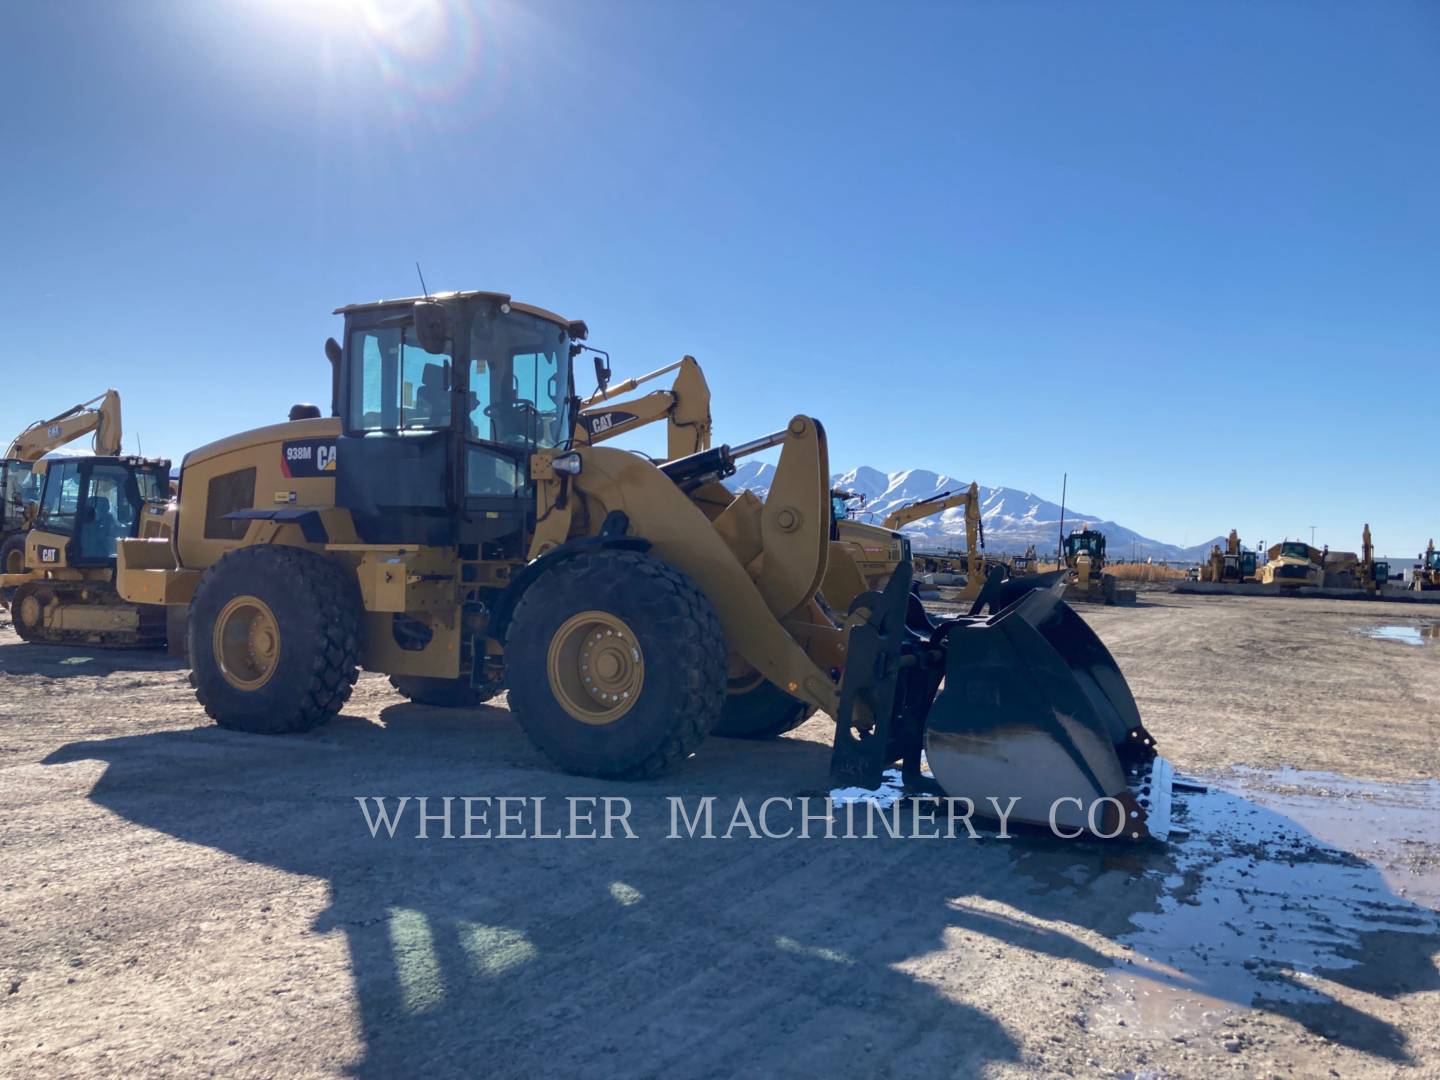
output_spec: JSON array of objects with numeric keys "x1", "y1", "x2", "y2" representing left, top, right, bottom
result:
[
  {"x1": 43, "y1": 704, "x2": 1440, "y2": 1077},
  {"x1": 0, "y1": 636, "x2": 184, "y2": 679}
]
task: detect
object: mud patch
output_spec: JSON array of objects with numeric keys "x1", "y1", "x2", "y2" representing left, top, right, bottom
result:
[{"x1": 1094, "y1": 769, "x2": 1440, "y2": 1042}]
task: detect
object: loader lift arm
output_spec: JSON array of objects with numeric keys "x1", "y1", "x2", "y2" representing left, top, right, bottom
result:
[
  {"x1": 574, "y1": 356, "x2": 712, "y2": 461},
  {"x1": 5, "y1": 390, "x2": 123, "y2": 461}
]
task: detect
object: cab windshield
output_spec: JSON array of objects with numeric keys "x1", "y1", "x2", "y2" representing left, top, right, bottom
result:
[
  {"x1": 1280, "y1": 542, "x2": 1311, "y2": 560},
  {"x1": 346, "y1": 304, "x2": 572, "y2": 452},
  {"x1": 466, "y1": 307, "x2": 571, "y2": 450}
]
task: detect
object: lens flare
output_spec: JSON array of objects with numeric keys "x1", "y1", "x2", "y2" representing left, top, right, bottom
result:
[{"x1": 264, "y1": 0, "x2": 510, "y2": 121}]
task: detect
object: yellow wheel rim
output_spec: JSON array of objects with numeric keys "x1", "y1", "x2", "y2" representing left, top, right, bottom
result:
[
  {"x1": 213, "y1": 595, "x2": 281, "y2": 691},
  {"x1": 546, "y1": 610, "x2": 644, "y2": 726}
]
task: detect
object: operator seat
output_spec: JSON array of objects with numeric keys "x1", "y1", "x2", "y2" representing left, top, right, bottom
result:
[
  {"x1": 414, "y1": 366, "x2": 451, "y2": 428},
  {"x1": 83, "y1": 496, "x2": 122, "y2": 559}
]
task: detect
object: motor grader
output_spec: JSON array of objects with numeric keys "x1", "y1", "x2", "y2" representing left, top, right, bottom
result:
[
  {"x1": 1, "y1": 453, "x2": 173, "y2": 647},
  {"x1": 116, "y1": 289, "x2": 1174, "y2": 839},
  {"x1": 1062, "y1": 527, "x2": 1135, "y2": 605}
]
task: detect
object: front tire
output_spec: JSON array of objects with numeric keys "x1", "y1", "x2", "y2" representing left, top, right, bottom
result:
[
  {"x1": 505, "y1": 549, "x2": 726, "y2": 779},
  {"x1": 189, "y1": 545, "x2": 360, "y2": 734}
]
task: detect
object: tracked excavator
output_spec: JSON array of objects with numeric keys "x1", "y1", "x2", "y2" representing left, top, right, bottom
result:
[
  {"x1": 1, "y1": 454, "x2": 174, "y2": 647},
  {"x1": 880, "y1": 483, "x2": 987, "y2": 599},
  {"x1": 1412, "y1": 539, "x2": 1439, "y2": 592},
  {"x1": 1203, "y1": 530, "x2": 1257, "y2": 584},
  {"x1": 115, "y1": 288, "x2": 1177, "y2": 838},
  {"x1": 1359, "y1": 525, "x2": 1389, "y2": 594},
  {"x1": 1, "y1": 391, "x2": 123, "y2": 580}
]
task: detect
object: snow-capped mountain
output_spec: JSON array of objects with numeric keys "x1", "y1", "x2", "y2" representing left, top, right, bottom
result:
[{"x1": 727, "y1": 462, "x2": 1202, "y2": 561}]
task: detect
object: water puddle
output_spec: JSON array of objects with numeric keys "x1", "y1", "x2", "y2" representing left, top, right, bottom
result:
[
  {"x1": 1357, "y1": 623, "x2": 1439, "y2": 646},
  {"x1": 1093, "y1": 767, "x2": 1440, "y2": 1039}
]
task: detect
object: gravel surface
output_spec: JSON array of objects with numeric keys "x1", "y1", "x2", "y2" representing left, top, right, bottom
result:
[{"x1": 1, "y1": 592, "x2": 1437, "y2": 1078}]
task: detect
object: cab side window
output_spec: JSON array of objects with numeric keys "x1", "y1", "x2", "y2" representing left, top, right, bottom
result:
[
  {"x1": 348, "y1": 327, "x2": 453, "y2": 433},
  {"x1": 77, "y1": 465, "x2": 131, "y2": 561},
  {"x1": 39, "y1": 462, "x2": 81, "y2": 534}
]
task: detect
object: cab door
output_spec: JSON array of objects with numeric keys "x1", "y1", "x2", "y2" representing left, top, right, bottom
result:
[{"x1": 336, "y1": 319, "x2": 456, "y2": 545}]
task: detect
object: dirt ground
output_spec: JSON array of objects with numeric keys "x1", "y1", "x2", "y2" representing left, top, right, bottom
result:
[{"x1": 2, "y1": 591, "x2": 1438, "y2": 1078}]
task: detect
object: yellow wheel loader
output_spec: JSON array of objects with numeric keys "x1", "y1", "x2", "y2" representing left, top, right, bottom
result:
[
  {"x1": 1, "y1": 390, "x2": 124, "y2": 582},
  {"x1": 2, "y1": 454, "x2": 173, "y2": 647},
  {"x1": 116, "y1": 289, "x2": 1175, "y2": 839}
]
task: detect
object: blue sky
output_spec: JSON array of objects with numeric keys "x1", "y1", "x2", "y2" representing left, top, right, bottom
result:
[{"x1": 2, "y1": 1, "x2": 1436, "y2": 556}]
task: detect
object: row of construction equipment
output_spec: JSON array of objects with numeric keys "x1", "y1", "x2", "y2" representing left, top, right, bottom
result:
[
  {"x1": 0, "y1": 288, "x2": 1186, "y2": 838},
  {"x1": 1193, "y1": 525, "x2": 1431, "y2": 594}
]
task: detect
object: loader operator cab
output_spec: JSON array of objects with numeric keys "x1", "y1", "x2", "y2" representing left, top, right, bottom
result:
[
  {"x1": 30, "y1": 457, "x2": 171, "y2": 566},
  {"x1": 335, "y1": 291, "x2": 585, "y2": 548}
]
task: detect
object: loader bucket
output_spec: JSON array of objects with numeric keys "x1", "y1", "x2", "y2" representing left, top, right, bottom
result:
[{"x1": 925, "y1": 578, "x2": 1173, "y2": 840}]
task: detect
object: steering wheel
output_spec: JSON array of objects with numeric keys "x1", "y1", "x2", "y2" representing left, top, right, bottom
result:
[{"x1": 484, "y1": 400, "x2": 540, "y2": 444}]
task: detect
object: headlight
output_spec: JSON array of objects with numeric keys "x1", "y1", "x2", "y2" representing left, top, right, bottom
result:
[{"x1": 552, "y1": 452, "x2": 583, "y2": 476}]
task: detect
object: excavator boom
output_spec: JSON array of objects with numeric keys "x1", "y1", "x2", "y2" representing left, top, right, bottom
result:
[
  {"x1": 882, "y1": 482, "x2": 985, "y2": 581},
  {"x1": 5, "y1": 390, "x2": 123, "y2": 461}
]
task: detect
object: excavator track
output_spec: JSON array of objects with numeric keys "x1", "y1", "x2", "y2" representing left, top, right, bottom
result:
[{"x1": 10, "y1": 580, "x2": 166, "y2": 650}]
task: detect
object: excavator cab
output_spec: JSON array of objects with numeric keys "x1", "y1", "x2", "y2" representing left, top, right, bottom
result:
[
  {"x1": 28, "y1": 457, "x2": 172, "y2": 569},
  {"x1": 2, "y1": 460, "x2": 36, "y2": 537}
]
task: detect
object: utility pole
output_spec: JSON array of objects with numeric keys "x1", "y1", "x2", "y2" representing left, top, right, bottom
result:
[
  {"x1": 1057, "y1": 473, "x2": 1068, "y2": 562},
  {"x1": 1310, "y1": 525, "x2": 1317, "y2": 547}
]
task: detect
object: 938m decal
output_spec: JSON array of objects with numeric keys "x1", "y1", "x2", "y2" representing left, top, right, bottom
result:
[{"x1": 280, "y1": 439, "x2": 337, "y2": 478}]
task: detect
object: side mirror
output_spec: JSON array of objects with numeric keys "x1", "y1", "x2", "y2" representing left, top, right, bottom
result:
[
  {"x1": 593, "y1": 353, "x2": 612, "y2": 394},
  {"x1": 412, "y1": 301, "x2": 450, "y2": 355}
]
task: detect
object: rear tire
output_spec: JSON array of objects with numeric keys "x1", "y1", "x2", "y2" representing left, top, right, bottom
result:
[
  {"x1": 389, "y1": 674, "x2": 498, "y2": 708},
  {"x1": 714, "y1": 678, "x2": 814, "y2": 739},
  {"x1": 189, "y1": 545, "x2": 360, "y2": 734},
  {"x1": 505, "y1": 549, "x2": 726, "y2": 779}
]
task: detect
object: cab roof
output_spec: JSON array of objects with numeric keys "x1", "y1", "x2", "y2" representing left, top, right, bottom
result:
[{"x1": 333, "y1": 290, "x2": 588, "y2": 340}]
